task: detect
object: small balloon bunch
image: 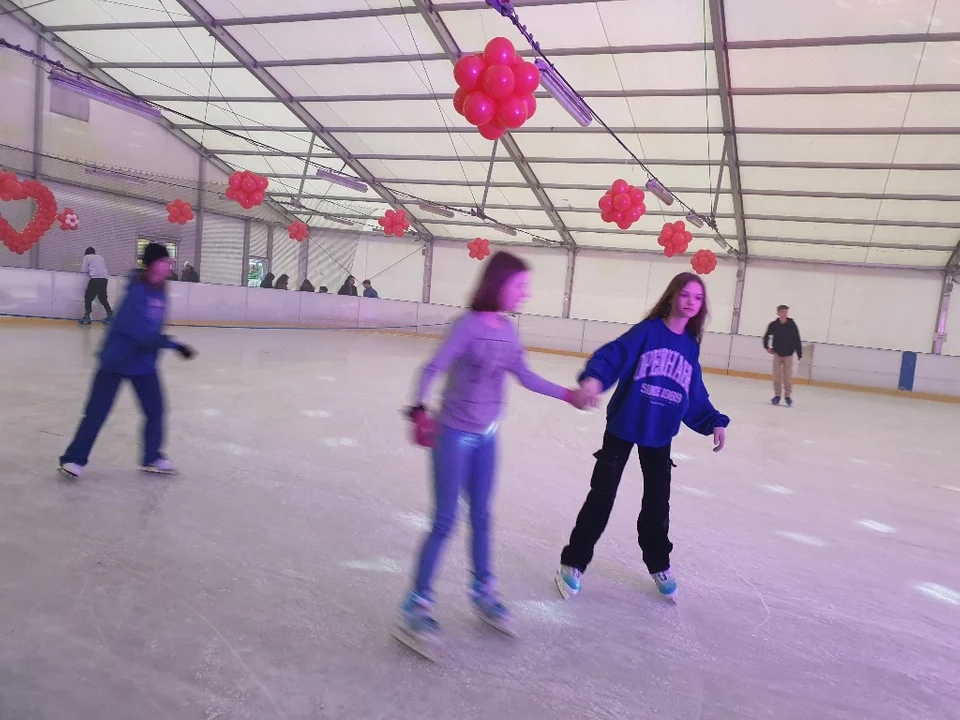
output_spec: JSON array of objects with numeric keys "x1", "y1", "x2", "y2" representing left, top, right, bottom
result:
[
  {"x1": 288, "y1": 221, "x2": 310, "y2": 242},
  {"x1": 598, "y1": 179, "x2": 647, "y2": 230},
  {"x1": 378, "y1": 209, "x2": 410, "y2": 237},
  {"x1": 166, "y1": 199, "x2": 194, "y2": 225},
  {"x1": 658, "y1": 221, "x2": 692, "y2": 257},
  {"x1": 452, "y1": 37, "x2": 540, "y2": 141},
  {"x1": 691, "y1": 249, "x2": 718, "y2": 275},
  {"x1": 467, "y1": 237, "x2": 491, "y2": 260},
  {"x1": 226, "y1": 170, "x2": 269, "y2": 210}
]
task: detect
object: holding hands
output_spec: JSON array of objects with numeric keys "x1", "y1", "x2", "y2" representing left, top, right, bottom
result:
[{"x1": 564, "y1": 377, "x2": 602, "y2": 411}]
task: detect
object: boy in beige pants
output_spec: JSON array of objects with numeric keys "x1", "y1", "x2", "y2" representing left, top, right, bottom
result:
[{"x1": 762, "y1": 305, "x2": 803, "y2": 407}]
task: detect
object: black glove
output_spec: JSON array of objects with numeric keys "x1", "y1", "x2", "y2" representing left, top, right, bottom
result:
[{"x1": 176, "y1": 343, "x2": 197, "y2": 360}]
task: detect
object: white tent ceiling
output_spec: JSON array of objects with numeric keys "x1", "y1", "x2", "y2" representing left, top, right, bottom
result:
[{"x1": 7, "y1": 0, "x2": 960, "y2": 270}]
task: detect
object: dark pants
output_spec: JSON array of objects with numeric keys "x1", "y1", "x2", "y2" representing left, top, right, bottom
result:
[
  {"x1": 60, "y1": 371, "x2": 165, "y2": 467},
  {"x1": 560, "y1": 431, "x2": 674, "y2": 575},
  {"x1": 84, "y1": 278, "x2": 112, "y2": 316}
]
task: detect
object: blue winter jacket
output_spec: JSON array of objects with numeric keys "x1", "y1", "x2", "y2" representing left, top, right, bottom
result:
[
  {"x1": 580, "y1": 318, "x2": 730, "y2": 448},
  {"x1": 98, "y1": 272, "x2": 180, "y2": 376}
]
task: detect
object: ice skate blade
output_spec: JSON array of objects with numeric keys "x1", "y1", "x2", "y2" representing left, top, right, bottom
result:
[
  {"x1": 474, "y1": 608, "x2": 518, "y2": 638},
  {"x1": 57, "y1": 466, "x2": 80, "y2": 480},
  {"x1": 392, "y1": 622, "x2": 438, "y2": 662},
  {"x1": 555, "y1": 571, "x2": 578, "y2": 600}
]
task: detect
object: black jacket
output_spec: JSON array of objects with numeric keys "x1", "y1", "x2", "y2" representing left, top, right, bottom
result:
[{"x1": 763, "y1": 319, "x2": 803, "y2": 359}]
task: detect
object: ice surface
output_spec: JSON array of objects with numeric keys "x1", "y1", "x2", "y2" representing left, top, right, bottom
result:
[{"x1": 1, "y1": 324, "x2": 959, "y2": 719}]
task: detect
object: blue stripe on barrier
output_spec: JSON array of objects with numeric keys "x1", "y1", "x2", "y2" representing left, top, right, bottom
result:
[{"x1": 898, "y1": 351, "x2": 917, "y2": 391}]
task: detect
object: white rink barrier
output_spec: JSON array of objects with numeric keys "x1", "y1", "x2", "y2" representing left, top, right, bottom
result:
[{"x1": 1, "y1": 266, "x2": 958, "y2": 401}]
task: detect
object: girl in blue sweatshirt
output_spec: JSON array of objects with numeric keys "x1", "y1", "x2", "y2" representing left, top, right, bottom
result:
[
  {"x1": 58, "y1": 243, "x2": 196, "y2": 479},
  {"x1": 556, "y1": 272, "x2": 729, "y2": 601}
]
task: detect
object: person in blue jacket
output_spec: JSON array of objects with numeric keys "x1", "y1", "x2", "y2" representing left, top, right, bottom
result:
[
  {"x1": 556, "y1": 272, "x2": 730, "y2": 602},
  {"x1": 58, "y1": 243, "x2": 196, "y2": 479}
]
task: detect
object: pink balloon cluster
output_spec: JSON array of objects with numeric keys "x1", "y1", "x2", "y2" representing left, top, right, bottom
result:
[
  {"x1": 57, "y1": 208, "x2": 79, "y2": 231},
  {"x1": 452, "y1": 37, "x2": 540, "y2": 141},
  {"x1": 378, "y1": 209, "x2": 410, "y2": 237},
  {"x1": 288, "y1": 221, "x2": 310, "y2": 243},
  {"x1": 691, "y1": 249, "x2": 718, "y2": 275},
  {"x1": 166, "y1": 199, "x2": 194, "y2": 225},
  {"x1": 598, "y1": 179, "x2": 647, "y2": 230},
  {"x1": 658, "y1": 220, "x2": 692, "y2": 257},
  {"x1": 226, "y1": 170, "x2": 269, "y2": 210},
  {"x1": 468, "y1": 237, "x2": 491, "y2": 260}
]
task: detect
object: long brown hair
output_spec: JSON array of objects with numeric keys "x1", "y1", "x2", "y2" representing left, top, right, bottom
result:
[
  {"x1": 470, "y1": 251, "x2": 528, "y2": 312},
  {"x1": 643, "y1": 272, "x2": 709, "y2": 343}
]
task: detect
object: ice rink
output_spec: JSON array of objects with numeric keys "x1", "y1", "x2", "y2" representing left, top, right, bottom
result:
[{"x1": 1, "y1": 322, "x2": 958, "y2": 720}]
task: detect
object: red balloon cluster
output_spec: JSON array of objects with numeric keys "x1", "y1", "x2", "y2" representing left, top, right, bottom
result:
[
  {"x1": 467, "y1": 237, "x2": 491, "y2": 260},
  {"x1": 378, "y1": 209, "x2": 410, "y2": 237},
  {"x1": 57, "y1": 208, "x2": 80, "y2": 231},
  {"x1": 0, "y1": 172, "x2": 57, "y2": 255},
  {"x1": 598, "y1": 179, "x2": 646, "y2": 230},
  {"x1": 658, "y1": 220, "x2": 692, "y2": 257},
  {"x1": 452, "y1": 37, "x2": 540, "y2": 141},
  {"x1": 226, "y1": 170, "x2": 269, "y2": 210},
  {"x1": 166, "y1": 199, "x2": 194, "y2": 225},
  {"x1": 288, "y1": 221, "x2": 310, "y2": 242},
  {"x1": 691, "y1": 249, "x2": 718, "y2": 275}
]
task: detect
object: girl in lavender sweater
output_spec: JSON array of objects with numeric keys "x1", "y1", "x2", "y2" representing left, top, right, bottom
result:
[{"x1": 395, "y1": 251, "x2": 589, "y2": 657}]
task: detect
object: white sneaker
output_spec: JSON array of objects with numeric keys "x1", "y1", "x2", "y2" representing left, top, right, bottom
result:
[
  {"x1": 141, "y1": 458, "x2": 177, "y2": 475},
  {"x1": 58, "y1": 462, "x2": 84, "y2": 479}
]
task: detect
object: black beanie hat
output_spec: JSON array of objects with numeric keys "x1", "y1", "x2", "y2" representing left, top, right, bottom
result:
[{"x1": 141, "y1": 242, "x2": 170, "y2": 268}]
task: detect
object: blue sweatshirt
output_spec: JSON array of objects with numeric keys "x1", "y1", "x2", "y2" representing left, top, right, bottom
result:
[
  {"x1": 580, "y1": 318, "x2": 729, "y2": 448},
  {"x1": 98, "y1": 272, "x2": 180, "y2": 376}
]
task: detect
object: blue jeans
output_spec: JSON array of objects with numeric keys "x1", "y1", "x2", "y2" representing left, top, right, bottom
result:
[
  {"x1": 60, "y1": 370, "x2": 165, "y2": 467},
  {"x1": 413, "y1": 424, "x2": 498, "y2": 597}
]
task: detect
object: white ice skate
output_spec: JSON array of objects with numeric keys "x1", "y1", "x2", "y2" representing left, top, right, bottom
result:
[
  {"x1": 141, "y1": 458, "x2": 177, "y2": 475},
  {"x1": 470, "y1": 579, "x2": 517, "y2": 638},
  {"x1": 58, "y1": 462, "x2": 84, "y2": 479},
  {"x1": 393, "y1": 592, "x2": 441, "y2": 661}
]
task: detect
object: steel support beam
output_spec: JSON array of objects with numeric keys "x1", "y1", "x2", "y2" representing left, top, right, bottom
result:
[
  {"x1": 422, "y1": 240, "x2": 434, "y2": 304},
  {"x1": 562, "y1": 248, "x2": 577, "y2": 319},
  {"x1": 266, "y1": 225, "x2": 274, "y2": 274},
  {"x1": 172, "y1": 0, "x2": 434, "y2": 241},
  {"x1": 28, "y1": 33, "x2": 44, "y2": 270},
  {"x1": 709, "y1": 0, "x2": 747, "y2": 260},
  {"x1": 139, "y1": 84, "x2": 960, "y2": 104},
  {"x1": 49, "y1": 0, "x2": 621, "y2": 32},
  {"x1": 174, "y1": 124, "x2": 960, "y2": 137},
  {"x1": 731, "y1": 258, "x2": 746, "y2": 335},
  {"x1": 241, "y1": 219, "x2": 251, "y2": 286},
  {"x1": 948, "y1": 238, "x2": 960, "y2": 275},
  {"x1": 257, "y1": 157, "x2": 960, "y2": 172},
  {"x1": 932, "y1": 273, "x2": 953, "y2": 355},
  {"x1": 142, "y1": 88, "x2": 723, "y2": 103},
  {"x1": 194, "y1": 155, "x2": 206, "y2": 275},
  {"x1": 411, "y1": 0, "x2": 576, "y2": 248}
]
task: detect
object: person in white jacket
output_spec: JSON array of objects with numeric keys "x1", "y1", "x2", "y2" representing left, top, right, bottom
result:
[{"x1": 80, "y1": 247, "x2": 112, "y2": 324}]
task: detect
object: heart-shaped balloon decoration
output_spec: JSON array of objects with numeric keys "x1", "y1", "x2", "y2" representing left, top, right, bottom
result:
[{"x1": 0, "y1": 172, "x2": 58, "y2": 255}]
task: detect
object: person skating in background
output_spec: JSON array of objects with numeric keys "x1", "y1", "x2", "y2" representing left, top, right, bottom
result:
[
  {"x1": 557, "y1": 272, "x2": 729, "y2": 603},
  {"x1": 80, "y1": 247, "x2": 112, "y2": 325},
  {"x1": 299, "y1": 278, "x2": 315, "y2": 292},
  {"x1": 274, "y1": 274, "x2": 290, "y2": 290},
  {"x1": 763, "y1": 304, "x2": 803, "y2": 407},
  {"x1": 58, "y1": 243, "x2": 197, "y2": 479},
  {"x1": 317, "y1": 286, "x2": 329, "y2": 294},
  {"x1": 362, "y1": 279, "x2": 379, "y2": 299},
  {"x1": 396, "y1": 251, "x2": 591, "y2": 659},
  {"x1": 338, "y1": 275, "x2": 358, "y2": 296},
  {"x1": 259, "y1": 273, "x2": 275, "y2": 289},
  {"x1": 181, "y1": 262, "x2": 200, "y2": 283}
]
